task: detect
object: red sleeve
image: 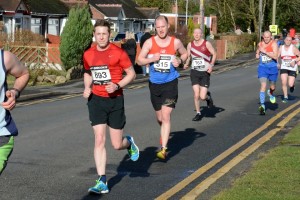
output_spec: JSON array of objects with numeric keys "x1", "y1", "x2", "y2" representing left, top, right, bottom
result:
[{"x1": 119, "y1": 49, "x2": 133, "y2": 69}]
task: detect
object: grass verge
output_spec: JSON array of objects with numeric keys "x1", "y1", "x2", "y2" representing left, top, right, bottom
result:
[{"x1": 212, "y1": 123, "x2": 300, "y2": 200}]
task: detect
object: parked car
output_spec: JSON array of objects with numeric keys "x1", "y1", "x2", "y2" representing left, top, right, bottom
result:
[{"x1": 113, "y1": 33, "x2": 140, "y2": 42}]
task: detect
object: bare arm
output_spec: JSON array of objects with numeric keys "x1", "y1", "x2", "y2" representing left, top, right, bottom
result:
[
  {"x1": 206, "y1": 41, "x2": 217, "y2": 65},
  {"x1": 183, "y1": 42, "x2": 191, "y2": 69},
  {"x1": 83, "y1": 72, "x2": 93, "y2": 98},
  {"x1": 118, "y1": 66, "x2": 136, "y2": 88},
  {"x1": 173, "y1": 38, "x2": 188, "y2": 67},
  {"x1": 256, "y1": 43, "x2": 260, "y2": 59},
  {"x1": 105, "y1": 66, "x2": 136, "y2": 94},
  {"x1": 137, "y1": 39, "x2": 159, "y2": 66},
  {"x1": 293, "y1": 47, "x2": 300, "y2": 61},
  {"x1": 258, "y1": 41, "x2": 278, "y2": 60},
  {"x1": 2, "y1": 51, "x2": 29, "y2": 110}
]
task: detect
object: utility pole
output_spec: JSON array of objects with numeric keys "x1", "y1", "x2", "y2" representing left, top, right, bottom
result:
[
  {"x1": 259, "y1": 0, "x2": 262, "y2": 40},
  {"x1": 199, "y1": 0, "x2": 204, "y2": 33},
  {"x1": 272, "y1": 0, "x2": 276, "y2": 25},
  {"x1": 175, "y1": 0, "x2": 178, "y2": 33}
]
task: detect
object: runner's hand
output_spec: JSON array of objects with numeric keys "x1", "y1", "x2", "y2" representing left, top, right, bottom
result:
[
  {"x1": 1, "y1": 90, "x2": 16, "y2": 111},
  {"x1": 183, "y1": 63, "x2": 189, "y2": 70},
  {"x1": 83, "y1": 88, "x2": 91, "y2": 99},
  {"x1": 105, "y1": 82, "x2": 117, "y2": 94},
  {"x1": 207, "y1": 65, "x2": 213, "y2": 74},
  {"x1": 152, "y1": 53, "x2": 160, "y2": 63},
  {"x1": 172, "y1": 57, "x2": 181, "y2": 68}
]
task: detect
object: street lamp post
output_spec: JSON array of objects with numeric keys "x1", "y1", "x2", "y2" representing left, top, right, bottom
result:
[{"x1": 185, "y1": 0, "x2": 189, "y2": 26}]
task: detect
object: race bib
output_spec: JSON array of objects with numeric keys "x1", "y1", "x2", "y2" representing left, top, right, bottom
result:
[
  {"x1": 282, "y1": 59, "x2": 292, "y2": 68},
  {"x1": 153, "y1": 54, "x2": 173, "y2": 73},
  {"x1": 261, "y1": 53, "x2": 272, "y2": 63},
  {"x1": 191, "y1": 57, "x2": 207, "y2": 71},
  {"x1": 90, "y1": 65, "x2": 111, "y2": 85}
]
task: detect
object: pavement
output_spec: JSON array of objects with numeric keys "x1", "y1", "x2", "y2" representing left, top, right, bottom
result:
[{"x1": 18, "y1": 52, "x2": 257, "y2": 102}]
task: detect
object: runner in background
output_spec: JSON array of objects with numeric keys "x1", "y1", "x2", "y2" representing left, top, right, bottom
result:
[
  {"x1": 278, "y1": 36, "x2": 300, "y2": 103},
  {"x1": 256, "y1": 30, "x2": 279, "y2": 115},
  {"x1": 184, "y1": 28, "x2": 216, "y2": 121}
]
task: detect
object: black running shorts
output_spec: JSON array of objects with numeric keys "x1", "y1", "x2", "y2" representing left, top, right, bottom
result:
[
  {"x1": 190, "y1": 70, "x2": 210, "y2": 87},
  {"x1": 149, "y1": 78, "x2": 178, "y2": 111},
  {"x1": 280, "y1": 69, "x2": 297, "y2": 78},
  {"x1": 87, "y1": 94, "x2": 126, "y2": 129}
]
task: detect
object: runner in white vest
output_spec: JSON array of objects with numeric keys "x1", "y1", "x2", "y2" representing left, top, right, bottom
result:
[
  {"x1": 0, "y1": 50, "x2": 29, "y2": 175},
  {"x1": 278, "y1": 36, "x2": 300, "y2": 103}
]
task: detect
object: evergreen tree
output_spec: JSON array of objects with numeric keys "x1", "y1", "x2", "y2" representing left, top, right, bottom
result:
[
  {"x1": 187, "y1": 17, "x2": 195, "y2": 41},
  {"x1": 60, "y1": 5, "x2": 93, "y2": 70}
]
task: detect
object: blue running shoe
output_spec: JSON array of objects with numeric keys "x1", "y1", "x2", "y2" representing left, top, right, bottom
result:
[
  {"x1": 259, "y1": 104, "x2": 265, "y2": 115},
  {"x1": 267, "y1": 89, "x2": 276, "y2": 104},
  {"x1": 282, "y1": 98, "x2": 288, "y2": 103},
  {"x1": 88, "y1": 180, "x2": 109, "y2": 194},
  {"x1": 126, "y1": 136, "x2": 139, "y2": 161}
]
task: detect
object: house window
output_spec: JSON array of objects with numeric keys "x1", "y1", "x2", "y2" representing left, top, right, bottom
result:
[
  {"x1": 133, "y1": 22, "x2": 139, "y2": 32},
  {"x1": 15, "y1": 18, "x2": 22, "y2": 31},
  {"x1": 123, "y1": 21, "x2": 130, "y2": 32},
  {"x1": 31, "y1": 18, "x2": 42, "y2": 34},
  {"x1": 48, "y1": 18, "x2": 59, "y2": 35},
  {"x1": 3, "y1": 17, "x2": 13, "y2": 34}
]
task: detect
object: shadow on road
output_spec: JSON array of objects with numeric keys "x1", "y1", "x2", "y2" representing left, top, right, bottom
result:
[
  {"x1": 199, "y1": 106, "x2": 225, "y2": 119},
  {"x1": 167, "y1": 128, "x2": 206, "y2": 161},
  {"x1": 81, "y1": 128, "x2": 206, "y2": 196}
]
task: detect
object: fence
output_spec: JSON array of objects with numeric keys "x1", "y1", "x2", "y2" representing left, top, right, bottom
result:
[{"x1": 2, "y1": 44, "x2": 63, "y2": 70}]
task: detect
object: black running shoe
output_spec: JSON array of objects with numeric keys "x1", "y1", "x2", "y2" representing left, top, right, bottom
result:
[
  {"x1": 206, "y1": 92, "x2": 214, "y2": 108},
  {"x1": 192, "y1": 113, "x2": 202, "y2": 121},
  {"x1": 290, "y1": 86, "x2": 295, "y2": 93}
]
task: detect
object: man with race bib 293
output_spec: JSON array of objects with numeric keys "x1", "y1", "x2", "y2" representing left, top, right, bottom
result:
[{"x1": 184, "y1": 28, "x2": 216, "y2": 121}]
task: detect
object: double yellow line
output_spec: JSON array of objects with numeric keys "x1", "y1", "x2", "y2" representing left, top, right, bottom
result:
[{"x1": 156, "y1": 101, "x2": 300, "y2": 200}]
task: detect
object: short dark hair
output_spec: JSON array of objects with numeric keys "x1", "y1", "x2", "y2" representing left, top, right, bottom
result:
[
  {"x1": 94, "y1": 19, "x2": 111, "y2": 34},
  {"x1": 155, "y1": 15, "x2": 169, "y2": 24}
]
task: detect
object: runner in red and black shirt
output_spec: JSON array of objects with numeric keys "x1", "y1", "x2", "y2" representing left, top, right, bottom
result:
[{"x1": 83, "y1": 19, "x2": 139, "y2": 195}]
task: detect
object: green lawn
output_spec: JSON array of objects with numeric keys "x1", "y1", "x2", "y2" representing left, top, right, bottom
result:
[{"x1": 213, "y1": 124, "x2": 300, "y2": 200}]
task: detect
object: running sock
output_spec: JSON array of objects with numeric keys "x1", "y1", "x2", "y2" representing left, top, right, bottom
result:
[
  {"x1": 260, "y1": 92, "x2": 265, "y2": 105},
  {"x1": 126, "y1": 136, "x2": 131, "y2": 150},
  {"x1": 269, "y1": 88, "x2": 275, "y2": 95},
  {"x1": 98, "y1": 175, "x2": 106, "y2": 183}
]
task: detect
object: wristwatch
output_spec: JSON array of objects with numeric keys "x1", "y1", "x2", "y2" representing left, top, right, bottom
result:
[
  {"x1": 11, "y1": 88, "x2": 20, "y2": 99},
  {"x1": 115, "y1": 83, "x2": 121, "y2": 90}
]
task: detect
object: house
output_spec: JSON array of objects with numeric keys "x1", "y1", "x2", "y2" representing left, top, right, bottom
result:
[
  {"x1": 0, "y1": 0, "x2": 31, "y2": 35},
  {"x1": 0, "y1": 0, "x2": 69, "y2": 37},
  {"x1": 88, "y1": 0, "x2": 159, "y2": 33},
  {"x1": 25, "y1": 0, "x2": 69, "y2": 36},
  {"x1": 1, "y1": 0, "x2": 161, "y2": 39}
]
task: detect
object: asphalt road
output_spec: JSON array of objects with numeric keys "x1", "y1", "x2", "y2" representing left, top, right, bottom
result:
[{"x1": 1, "y1": 62, "x2": 300, "y2": 200}]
